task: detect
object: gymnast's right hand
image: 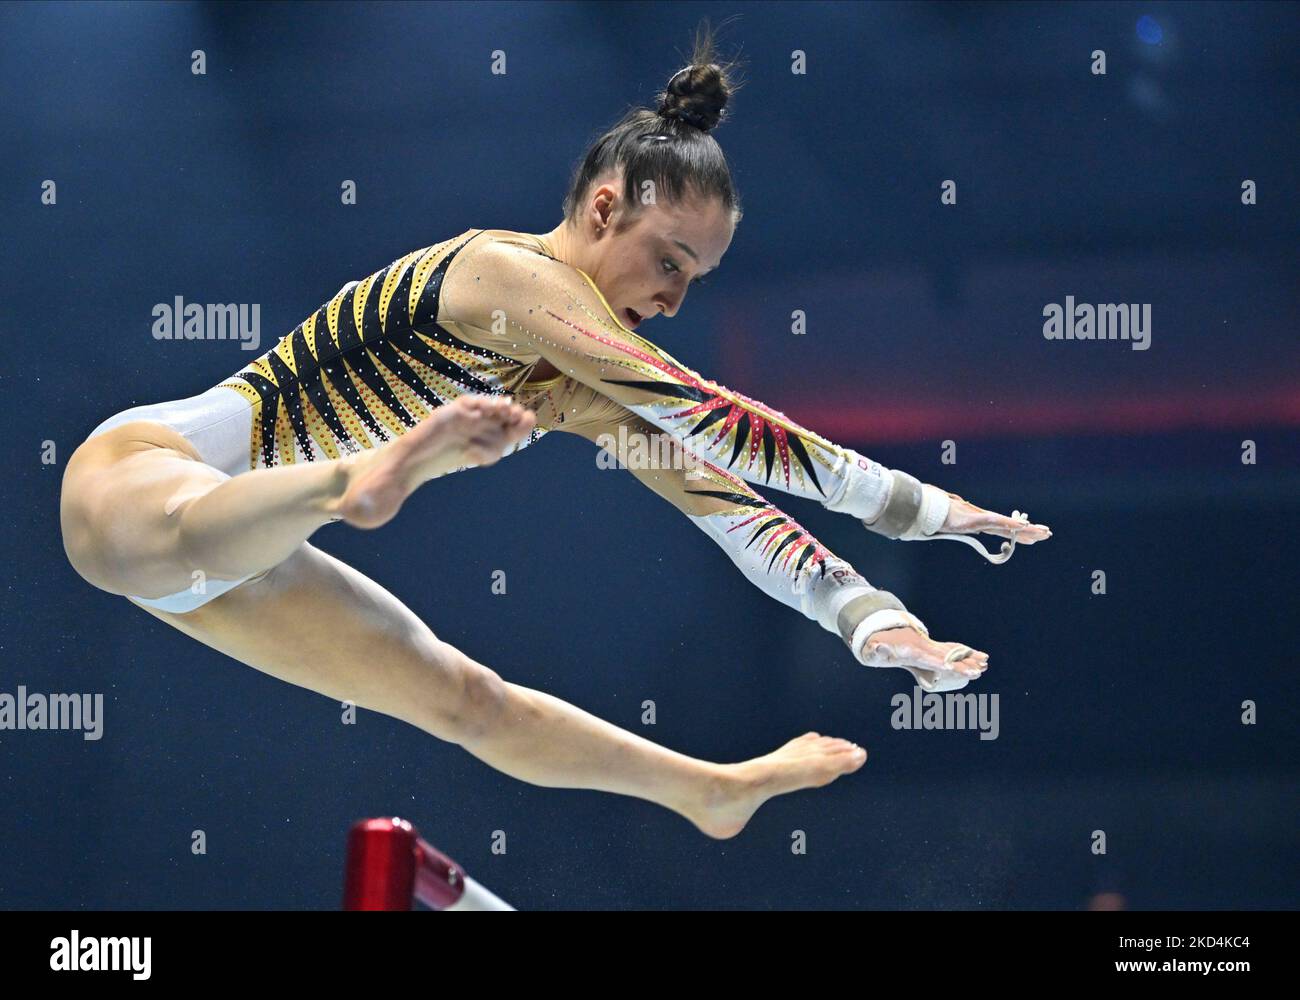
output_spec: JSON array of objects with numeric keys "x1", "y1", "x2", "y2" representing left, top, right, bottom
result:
[{"x1": 938, "y1": 490, "x2": 1052, "y2": 546}]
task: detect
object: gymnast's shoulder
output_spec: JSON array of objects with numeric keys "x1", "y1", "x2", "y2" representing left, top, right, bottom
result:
[{"x1": 436, "y1": 227, "x2": 582, "y2": 327}]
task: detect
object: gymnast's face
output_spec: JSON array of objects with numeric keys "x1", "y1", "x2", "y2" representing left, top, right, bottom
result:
[{"x1": 579, "y1": 179, "x2": 734, "y2": 331}]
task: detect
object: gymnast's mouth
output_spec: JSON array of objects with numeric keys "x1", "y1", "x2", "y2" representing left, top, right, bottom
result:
[{"x1": 624, "y1": 308, "x2": 642, "y2": 328}]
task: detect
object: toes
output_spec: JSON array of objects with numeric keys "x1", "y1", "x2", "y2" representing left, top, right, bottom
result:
[
  {"x1": 453, "y1": 396, "x2": 534, "y2": 437},
  {"x1": 817, "y1": 736, "x2": 864, "y2": 758},
  {"x1": 834, "y1": 744, "x2": 868, "y2": 769}
]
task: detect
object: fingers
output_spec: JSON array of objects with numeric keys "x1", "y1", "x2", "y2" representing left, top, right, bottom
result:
[
  {"x1": 941, "y1": 491, "x2": 1052, "y2": 543},
  {"x1": 985, "y1": 515, "x2": 1051, "y2": 542},
  {"x1": 962, "y1": 506, "x2": 1051, "y2": 542},
  {"x1": 975, "y1": 518, "x2": 1051, "y2": 542},
  {"x1": 862, "y1": 628, "x2": 989, "y2": 682},
  {"x1": 921, "y1": 645, "x2": 988, "y2": 680},
  {"x1": 948, "y1": 649, "x2": 989, "y2": 678}
]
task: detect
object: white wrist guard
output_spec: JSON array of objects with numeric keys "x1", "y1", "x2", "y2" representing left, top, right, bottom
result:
[
  {"x1": 860, "y1": 470, "x2": 949, "y2": 539},
  {"x1": 862, "y1": 469, "x2": 1029, "y2": 565}
]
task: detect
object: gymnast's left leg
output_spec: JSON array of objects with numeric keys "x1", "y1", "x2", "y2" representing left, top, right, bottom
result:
[{"x1": 131, "y1": 542, "x2": 866, "y2": 839}]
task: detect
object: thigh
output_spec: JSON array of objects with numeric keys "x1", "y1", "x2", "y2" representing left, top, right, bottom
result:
[
  {"x1": 61, "y1": 421, "x2": 234, "y2": 596},
  {"x1": 129, "y1": 542, "x2": 500, "y2": 737}
]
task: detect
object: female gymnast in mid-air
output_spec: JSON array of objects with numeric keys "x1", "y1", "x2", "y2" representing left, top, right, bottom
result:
[{"x1": 60, "y1": 27, "x2": 1049, "y2": 840}]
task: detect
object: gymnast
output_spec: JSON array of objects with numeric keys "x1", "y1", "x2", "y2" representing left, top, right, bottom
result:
[{"x1": 60, "y1": 27, "x2": 1050, "y2": 839}]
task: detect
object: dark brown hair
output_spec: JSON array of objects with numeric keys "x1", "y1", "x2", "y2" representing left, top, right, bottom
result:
[{"x1": 561, "y1": 19, "x2": 745, "y2": 228}]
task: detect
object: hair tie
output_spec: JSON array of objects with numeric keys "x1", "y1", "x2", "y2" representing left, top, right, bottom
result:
[
  {"x1": 653, "y1": 106, "x2": 709, "y2": 132},
  {"x1": 674, "y1": 108, "x2": 710, "y2": 130}
]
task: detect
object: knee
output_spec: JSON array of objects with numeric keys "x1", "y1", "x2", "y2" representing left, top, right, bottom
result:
[
  {"x1": 430, "y1": 644, "x2": 510, "y2": 743},
  {"x1": 59, "y1": 475, "x2": 122, "y2": 594}
]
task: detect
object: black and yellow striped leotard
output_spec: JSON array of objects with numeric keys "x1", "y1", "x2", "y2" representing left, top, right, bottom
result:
[{"x1": 218, "y1": 230, "x2": 574, "y2": 470}]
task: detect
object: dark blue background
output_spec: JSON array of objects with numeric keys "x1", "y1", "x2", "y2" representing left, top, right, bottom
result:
[{"x1": 1, "y1": 1, "x2": 1296, "y2": 909}]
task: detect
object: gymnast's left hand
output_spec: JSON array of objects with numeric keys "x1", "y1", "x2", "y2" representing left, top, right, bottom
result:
[{"x1": 939, "y1": 491, "x2": 1052, "y2": 544}]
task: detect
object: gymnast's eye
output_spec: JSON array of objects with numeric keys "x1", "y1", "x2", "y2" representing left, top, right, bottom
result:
[{"x1": 662, "y1": 257, "x2": 710, "y2": 286}]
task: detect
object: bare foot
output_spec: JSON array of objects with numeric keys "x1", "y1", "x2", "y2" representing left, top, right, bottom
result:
[
  {"x1": 333, "y1": 395, "x2": 536, "y2": 528},
  {"x1": 686, "y1": 732, "x2": 868, "y2": 839},
  {"x1": 860, "y1": 625, "x2": 988, "y2": 690}
]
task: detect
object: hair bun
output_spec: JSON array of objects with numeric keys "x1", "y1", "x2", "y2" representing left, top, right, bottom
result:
[{"x1": 657, "y1": 63, "x2": 732, "y2": 134}]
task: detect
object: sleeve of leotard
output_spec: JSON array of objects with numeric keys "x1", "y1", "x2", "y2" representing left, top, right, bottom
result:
[
  {"x1": 439, "y1": 237, "x2": 900, "y2": 524},
  {"x1": 543, "y1": 394, "x2": 922, "y2": 653}
]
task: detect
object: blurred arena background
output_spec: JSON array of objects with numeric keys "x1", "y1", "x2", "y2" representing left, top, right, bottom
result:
[{"x1": 1, "y1": 1, "x2": 1296, "y2": 909}]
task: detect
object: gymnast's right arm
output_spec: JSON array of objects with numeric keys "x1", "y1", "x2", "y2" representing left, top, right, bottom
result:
[{"x1": 440, "y1": 235, "x2": 945, "y2": 543}]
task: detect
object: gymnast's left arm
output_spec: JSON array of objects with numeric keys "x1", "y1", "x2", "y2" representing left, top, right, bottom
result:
[{"x1": 441, "y1": 237, "x2": 1051, "y2": 562}]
